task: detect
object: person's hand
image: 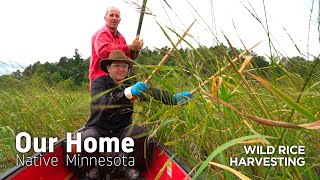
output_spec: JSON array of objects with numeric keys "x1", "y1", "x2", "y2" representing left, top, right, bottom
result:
[
  {"x1": 128, "y1": 36, "x2": 144, "y2": 51},
  {"x1": 138, "y1": 39, "x2": 144, "y2": 50},
  {"x1": 174, "y1": 91, "x2": 193, "y2": 104},
  {"x1": 131, "y1": 82, "x2": 149, "y2": 96}
]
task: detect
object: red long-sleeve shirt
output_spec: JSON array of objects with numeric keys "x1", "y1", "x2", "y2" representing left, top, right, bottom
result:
[{"x1": 89, "y1": 25, "x2": 131, "y2": 87}]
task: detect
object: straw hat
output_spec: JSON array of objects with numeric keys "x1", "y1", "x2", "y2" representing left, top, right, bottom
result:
[{"x1": 99, "y1": 50, "x2": 135, "y2": 73}]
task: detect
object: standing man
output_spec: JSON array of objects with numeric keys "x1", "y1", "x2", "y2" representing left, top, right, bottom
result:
[{"x1": 89, "y1": 6, "x2": 143, "y2": 90}]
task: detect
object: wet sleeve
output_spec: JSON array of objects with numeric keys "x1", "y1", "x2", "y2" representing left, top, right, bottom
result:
[{"x1": 142, "y1": 88, "x2": 175, "y2": 105}]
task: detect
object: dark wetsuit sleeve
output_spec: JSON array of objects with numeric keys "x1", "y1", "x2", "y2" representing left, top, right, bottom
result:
[{"x1": 142, "y1": 88, "x2": 176, "y2": 105}]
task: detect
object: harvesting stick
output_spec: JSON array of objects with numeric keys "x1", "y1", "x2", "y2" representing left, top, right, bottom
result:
[
  {"x1": 190, "y1": 41, "x2": 262, "y2": 95},
  {"x1": 131, "y1": 0, "x2": 148, "y2": 60},
  {"x1": 130, "y1": 20, "x2": 195, "y2": 103},
  {"x1": 144, "y1": 20, "x2": 195, "y2": 84}
]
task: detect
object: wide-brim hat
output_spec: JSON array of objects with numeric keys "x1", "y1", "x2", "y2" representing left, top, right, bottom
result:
[{"x1": 99, "y1": 50, "x2": 135, "y2": 73}]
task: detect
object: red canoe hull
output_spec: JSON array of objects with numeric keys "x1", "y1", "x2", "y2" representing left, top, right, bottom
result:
[{"x1": 1, "y1": 138, "x2": 193, "y2": 180}]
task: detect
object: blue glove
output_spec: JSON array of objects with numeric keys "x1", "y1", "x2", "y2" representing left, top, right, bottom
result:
[
  {"x1": 131, "y1": 82, "x2": 149, "y2": 96},
  {"x1": 174, "y1": 91, "x2": 193, "y2": 104}
]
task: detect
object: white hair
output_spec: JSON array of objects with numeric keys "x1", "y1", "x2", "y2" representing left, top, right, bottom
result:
[{"x1": 105, "y1": 6, "x2": 121, "y2": 16}]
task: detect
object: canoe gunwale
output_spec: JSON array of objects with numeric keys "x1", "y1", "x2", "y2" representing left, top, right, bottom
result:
[{"x1": 0, "y1": 127, "x2": 197, "y2": 179}]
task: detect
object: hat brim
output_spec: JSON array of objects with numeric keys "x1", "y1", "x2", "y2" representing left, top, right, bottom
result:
[{"x1": 99, "y1": 58, "x2": 135, "y2": 73}]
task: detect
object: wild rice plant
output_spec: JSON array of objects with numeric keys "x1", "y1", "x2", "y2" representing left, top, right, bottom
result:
[
  {"x1": 131, "y1": 17, "x2": 320, "y2": 178},
  {"x1": 1, "y1": 2, "x2": 319, "y2": 179},
  {"x1": 0, "y1": 78, "x2": 90, "y2": 170}
]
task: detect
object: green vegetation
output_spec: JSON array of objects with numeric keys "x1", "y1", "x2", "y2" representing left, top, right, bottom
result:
[
  {"x1": 1, "y1": 42, "x2": 319, "y2": 179},
  {"x1": 133, "y1": 45, "x2": 320, "y2": 179},
  {"x1": 1, "y1": 2, "x2": 320, "y2": 177},
  {"x1": 0, "y1": 75, "x2": 90, "y2": 170}
]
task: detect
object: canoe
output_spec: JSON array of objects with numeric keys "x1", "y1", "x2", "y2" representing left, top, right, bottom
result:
[{"x1": 0, "y1": 130, "x2": 195, "y2": 180}]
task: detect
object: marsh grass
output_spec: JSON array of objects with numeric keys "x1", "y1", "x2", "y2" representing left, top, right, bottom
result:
[
  {"x1": 0, "y1": 79, "x2": 90, "y2": 169},
  {"x1": 1, "y1": 42, "x2": 320, "y2": 179},
  {"x1": 1, "y1": 46, "x2": 319, "y2": 178},
  {"x1": 129, "y1": 37, "x2": 319, "y2": 178},
  {"x1": 1, "y1": 2, "x2": 320, "y2": 179},
  {"x1": 129, "y1": 17, "x2": 320, "y2": 178}
]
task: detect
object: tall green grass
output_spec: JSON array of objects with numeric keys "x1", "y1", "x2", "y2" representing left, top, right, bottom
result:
[
  {"x1": 1, "y1": 49, "x2": 319, "y2": 178},
  {"x1": 129, "y1": 14, "x2": 320, "y2": 177},
  {"x1": 1, "y1": 49, "x2": 319, "y2": 179},
  {"x1": 1, "y1": 3, "x2": 320, "y2": 179},
  {"x1": 0, "y1": 78, "x2": 90, "y2": 169},
  {"x1": 131, "y1": 41, "x2": 320, "y2": 178}
]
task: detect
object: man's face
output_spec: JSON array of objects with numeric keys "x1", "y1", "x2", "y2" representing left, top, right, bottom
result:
[
  {"x1": 107, "y1": 61, "x2": 129, "y2": 82},
  {"x1": 104, "y1": 7, "x2": 121, "y2": 30}
]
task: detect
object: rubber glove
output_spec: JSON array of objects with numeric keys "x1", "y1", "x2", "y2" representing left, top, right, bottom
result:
[
  {"x1": 131, "y1": 82, "x2": 149, "y2": 96},
  {"x1": 174, "y1": 91, "x2": 193, "y2": 104}
]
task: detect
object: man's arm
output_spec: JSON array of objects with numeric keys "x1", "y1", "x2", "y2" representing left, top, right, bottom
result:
[
  {"x1": 144, "y1": 88, "x2": 175, "y2": 105},
  {"x1": 146, "y1": 89, "x2": 193, "y2": 105},
  {"x1": 124, "y1": 82, "x2": 193, "y2": 105}
]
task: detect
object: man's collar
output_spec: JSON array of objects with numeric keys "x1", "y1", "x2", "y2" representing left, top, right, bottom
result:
[
  {"x1": 106, "y1": 75, "x2": 131, "y2": 86},
  {"x1": 106, "y1": 25, "x2": 120, "y2": 37}
]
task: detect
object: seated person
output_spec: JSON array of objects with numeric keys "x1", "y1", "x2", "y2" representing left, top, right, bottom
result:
[{"x1": 76, "y1": 50, "x2": 193, "y2": 180}]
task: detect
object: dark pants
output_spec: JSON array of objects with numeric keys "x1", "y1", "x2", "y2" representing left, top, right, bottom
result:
[{"x1": 79, "y1": 124, "x2": 152, "y2": 172}]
